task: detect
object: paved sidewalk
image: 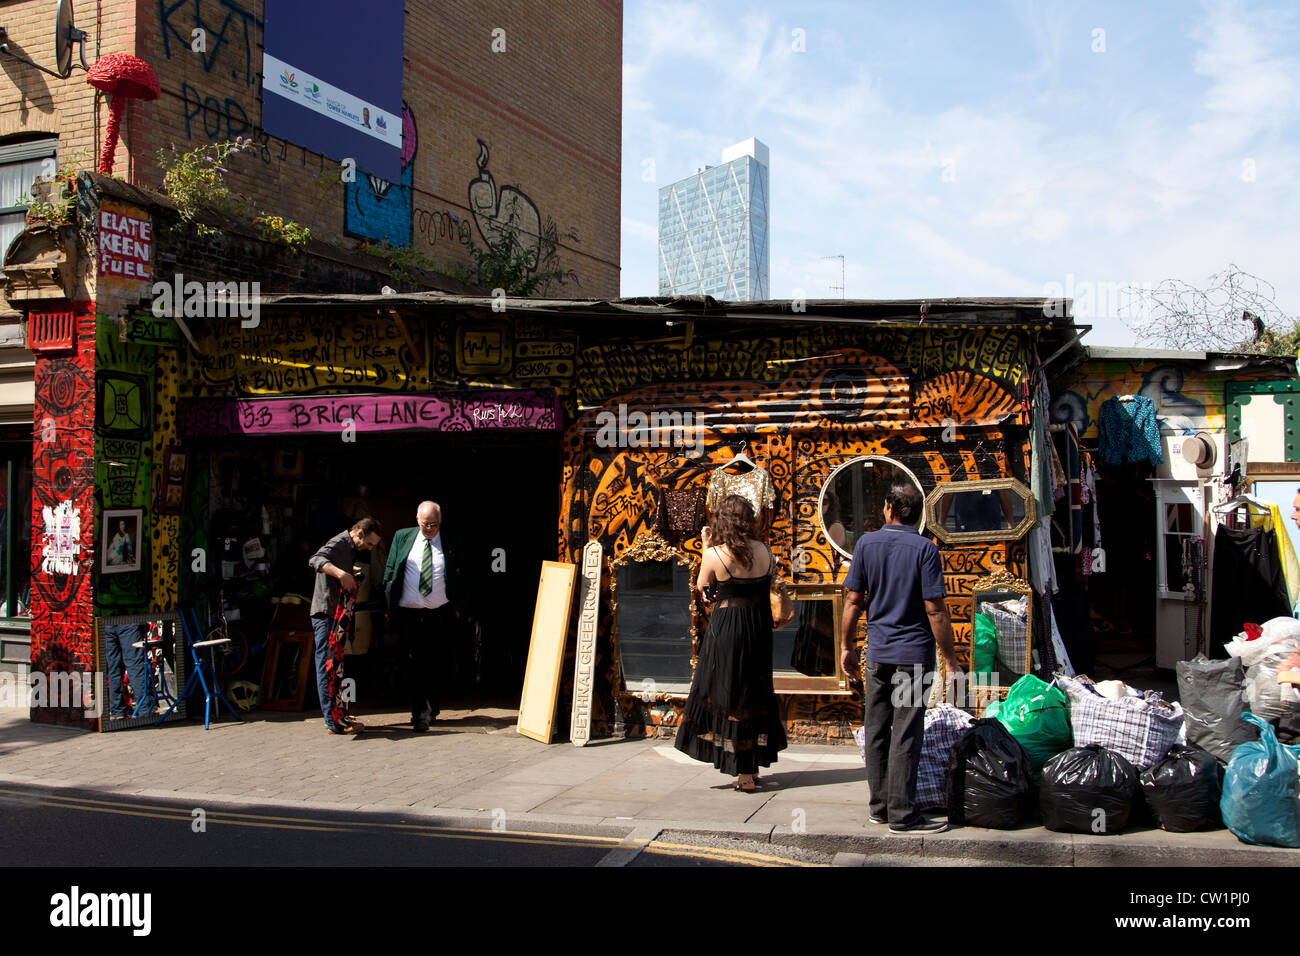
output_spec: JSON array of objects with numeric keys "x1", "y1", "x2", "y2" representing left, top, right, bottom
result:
[{"x1": 2, "y1": 704, "x2": 1297, "y2": 866}]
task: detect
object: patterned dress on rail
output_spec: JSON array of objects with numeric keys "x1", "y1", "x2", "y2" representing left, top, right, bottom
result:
[{"x1": 326, "y1": 591, "x2": 356, "y2": 727}]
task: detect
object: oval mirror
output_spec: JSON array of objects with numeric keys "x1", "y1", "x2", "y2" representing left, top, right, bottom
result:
[{"x1": 819, "y1": 455, "x2": 926, "y2": 559}]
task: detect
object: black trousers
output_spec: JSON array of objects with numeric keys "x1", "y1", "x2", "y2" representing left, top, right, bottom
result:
[
  {"x1": 1210, "y1": 526, "x2": 1291, "y2": 656},
  {"x1": 863, "y1": 661, "x2": 932, "y2": 825},
  {"x1": 395, "y1": 604, "x2": 456, "y2": 723}
]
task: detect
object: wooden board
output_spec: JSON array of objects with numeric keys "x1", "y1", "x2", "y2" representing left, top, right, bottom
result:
[
  {"x1": 517, "y1": 560, "x2": 578, "y2": 743},
  {"x1": 570, "y1": 541, "x2": 603, "y2": 746}
]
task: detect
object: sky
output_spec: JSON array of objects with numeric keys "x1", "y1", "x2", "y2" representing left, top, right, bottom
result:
[{"x1": 620, "y1": 0, "x2": 1300, "y2": 345}]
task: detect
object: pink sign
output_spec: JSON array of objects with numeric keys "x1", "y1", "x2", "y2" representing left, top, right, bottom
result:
[
  {"x1": 98, "y1": 201, "x2": 152, "y2": 282},
  {"x1": 179, "y1": 389, "x2": 561, "y2": 437}
]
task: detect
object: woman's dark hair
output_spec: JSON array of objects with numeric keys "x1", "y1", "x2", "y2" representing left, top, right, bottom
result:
[
  {"x1": 822, "y1": 488, "x2": 840, "y2": 520},
  {"x1": 885, "y1": 483, "x2": 923, "y2": 525},
  {"x1": 352, "y1": 516, "x2": 383, "y2": 537},
  {"x1": 712, "y1": 494, "x2": 756, "y2": 570}
]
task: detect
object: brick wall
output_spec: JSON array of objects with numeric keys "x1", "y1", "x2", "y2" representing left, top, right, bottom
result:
[{"x1": 3, "y1": 1, "x2": 621, "y2": 296}]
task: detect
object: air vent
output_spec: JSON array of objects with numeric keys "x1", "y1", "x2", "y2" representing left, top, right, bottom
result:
[{"x1": 28, "y1": 309, "x2": 76, "y2": 352}]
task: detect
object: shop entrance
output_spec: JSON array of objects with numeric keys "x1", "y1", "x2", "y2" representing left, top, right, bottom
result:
[{"x1": 198, "y1": 430, "x2": 562, "y2": 714}]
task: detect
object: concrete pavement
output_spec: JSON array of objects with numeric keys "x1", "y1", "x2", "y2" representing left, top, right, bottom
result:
[{"x1": 2, "y1": 703, "x2": 1297, "y2": 866}]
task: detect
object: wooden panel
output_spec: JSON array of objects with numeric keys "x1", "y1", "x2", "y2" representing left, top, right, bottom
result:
[{"x1": 517, "y1": 561, "x2": 578, "y2": 743}]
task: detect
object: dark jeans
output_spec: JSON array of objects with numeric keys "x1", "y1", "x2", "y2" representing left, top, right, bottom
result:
[
  {"x1": 395, "y1": 604, "x2": 456, "y2": 724},
  {"x1": 311, "y1": 614, "x2": 335, "y2": 729},
  {"x1": 863, "y1": 661, "x2": 932, "y2": 826},
  {"x1": 104, "y1": 621, "x2": 155, "y2": 718}
]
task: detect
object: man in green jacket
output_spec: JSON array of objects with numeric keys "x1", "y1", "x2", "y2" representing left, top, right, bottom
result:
[{"x1": 383, "y1": 501, "x2": 464, "y2": 731}]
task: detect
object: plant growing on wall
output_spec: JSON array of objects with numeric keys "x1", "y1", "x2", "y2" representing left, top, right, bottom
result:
[
  {"x1": 20, "y1": 153, "x2": 96, "y2": 224},
  {"x1": 157, "y1": 138, "x2": 258, "y2": 237},
  {"x1": 255, "y1": 215, "x2": 311, "y2": 254},
  {"x1": 459, "y1": 209, "x2": 578, "y2": 297}
]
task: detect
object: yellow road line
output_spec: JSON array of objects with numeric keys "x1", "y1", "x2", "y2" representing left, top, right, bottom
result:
[
  {"x1": 0, "y1": 788, "x2": 627, "y2": 849},
  {"x1": 643, "y1": 841, "x2": 824, "y2": 867}
]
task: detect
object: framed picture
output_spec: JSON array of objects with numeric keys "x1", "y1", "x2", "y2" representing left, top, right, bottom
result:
[
  {"x1": 272, "y1": 449, "x2": 305, "y2": 479},
  {"x1": 101, "y1": 509, "x2": 143, "y2": 574},
  {"x1": 161, "y1": 446, "x2": 188, "y2": 515}
]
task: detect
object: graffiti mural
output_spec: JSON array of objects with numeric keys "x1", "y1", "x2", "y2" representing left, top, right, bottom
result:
[
  {"x1": 1049, "y1": 359, "x2": 1262, "y2": 440},
  {"x1": 30, "y1": 306, "x2": 97, "y2": 727},
  {"x1": 345, "y1": 102, "x2": 418, "y2": 246},
  {"x1": 466, "y1": 139, "x2": 568, "y2": 284}
]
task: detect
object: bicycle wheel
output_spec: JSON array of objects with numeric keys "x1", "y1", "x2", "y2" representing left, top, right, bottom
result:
[{"x1": 208, "y1": 624, "x2": 249, "y2": 679}]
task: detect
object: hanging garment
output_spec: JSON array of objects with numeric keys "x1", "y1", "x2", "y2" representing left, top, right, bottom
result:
[
  {"x1": 653, "y1": 486, "x2": 708, "y2": 545},
  {"x1": 1031, "y1": 371, "x2": 1055, "y2": 520},
  {"x1": 706, "y1": 464, "x2": 776, "y2": 517},
  {"x1": 1209, "y1": 526, "x2": 1292, "y2": 657},
  {"x1": 325, "y1": 589, "x2": 356, "y2": 729},
  {"x1": 1098, "y1": 396, "x2": 1163, "y2": 466},
  {"x1": 1247, "y1": 503, "x2": 1300, "y2": 608},
  {"x1": 1049, "y1": 426, "x2": 1082, "y2": 554},
  {"x1": 1050, "y1": 439, "x2": 1068, "y2": 501}
]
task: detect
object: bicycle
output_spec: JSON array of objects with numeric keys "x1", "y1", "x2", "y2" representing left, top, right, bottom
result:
[{"x1": 206, "y1": 587, "x2": 250, "y2": 680}]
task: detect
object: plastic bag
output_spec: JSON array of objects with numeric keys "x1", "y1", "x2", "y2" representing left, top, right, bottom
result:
[
  {"x1": 1220, "y1": 712, "x2": 1300, "y2": 848},
  {"x1": 1245, "y1": 638, "x2": 1300, "y2": 723},
  {"x1": 1140, "y1": 744, "x2": 1225, "y2": 832},
  {"x1": 972, "y1": 612, "x2": 997, "y2": 674},
  {"x1": 1225, "y1": 618, "x2": 1300, "y2": 669},
  {"x1": 990, "y1": 674, "x2": 1072, "y2": 773},
  {"x1": 1040, "y1": 745, "x2": 1139, "y2": 834},
  {"x1": 917, "y1": 704, "x2": 975, "y2": 810},
  {"x1": 947, "y1": 719, "x2": 1034, "y2": 829},
  {"x1": 1176, "y1": 655, "x2": 1254, "y2": 765}
]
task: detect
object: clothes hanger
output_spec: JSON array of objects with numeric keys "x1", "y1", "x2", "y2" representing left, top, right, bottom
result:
[
  {"x1": 1212, "y1": 492, "x2": 1270, "y2": 513},
  {"x1": 720, "y1": 439, "x2": 756, "y2": 472}
]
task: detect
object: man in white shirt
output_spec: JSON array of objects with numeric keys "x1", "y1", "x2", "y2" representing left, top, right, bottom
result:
[{"x1": 382, "y1": 501, "x2": 463, "y2": 732}]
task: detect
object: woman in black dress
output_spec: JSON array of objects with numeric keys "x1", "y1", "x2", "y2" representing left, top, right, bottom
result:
[{"x1": 674, "y1": 494, "x2": 788, "y2": 790}]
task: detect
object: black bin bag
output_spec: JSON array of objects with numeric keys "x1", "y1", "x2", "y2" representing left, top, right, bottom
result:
[
  {"x1": 947, "y1": 719, "x2": 1034, "y2": 829},
  {"x1": 1040, "y1": 745, "x2": 1139, "y2": 834},
  {"x1": 1176, "y1": 655, "x2": 1253, "y2": 765},
  {"x1": 1140, "y1": 744, "x2": 1225, "y2": 832}
]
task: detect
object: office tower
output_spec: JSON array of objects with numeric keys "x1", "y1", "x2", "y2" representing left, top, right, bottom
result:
[{"x1": 658, "y1": 138, "x2": 769, "y2": 300}]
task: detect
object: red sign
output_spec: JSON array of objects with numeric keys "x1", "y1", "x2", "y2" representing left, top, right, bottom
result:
[{"x1": 98, "y1": 201, "x2": 152, "y2": 281}]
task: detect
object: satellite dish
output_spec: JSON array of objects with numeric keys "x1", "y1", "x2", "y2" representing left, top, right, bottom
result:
[
  {"x1": 0, "y1": 0, "x2": 87, "y2": 78},
  {"x1": 55, "y1": 0, "x2": 89, "y2": 78}
]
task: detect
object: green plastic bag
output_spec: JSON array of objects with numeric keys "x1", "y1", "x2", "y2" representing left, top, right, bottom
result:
[
  {"x1": 973, "y1": 612, "x2": 997, "y2": 674},
  {"x1": 992, "y1": 674, "x2": 1072, "y2": 772}
]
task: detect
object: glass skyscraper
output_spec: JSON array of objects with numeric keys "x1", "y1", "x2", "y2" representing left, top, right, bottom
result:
[{"x1": 658, "y1": 138, "x2": 769, "y2": 301}]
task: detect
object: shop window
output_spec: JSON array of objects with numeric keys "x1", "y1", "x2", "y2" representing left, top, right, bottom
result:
[
  {"x1": 819, "y1": 455, "x2": 925, "y2": 558},
  {"x1": 0, "y1": 447, "x2": 33, "y2": 619},
  {"x1": 0, "y1": 137, "x2": 58, "y2": 267}
]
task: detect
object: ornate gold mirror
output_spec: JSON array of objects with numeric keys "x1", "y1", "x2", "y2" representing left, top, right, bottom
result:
[
  {"x1": 610, "y1": 530, "x2": 699, "y2": 697},
  {"x1": 770, "y1": 583, "x2": 849, "y2": 693},
  {"x1": 924, "y1": 478, "x2": 1036, "y2": 544},
  {"x1": 970, "y1": 570, "x2": 1033, "y2": 686}
]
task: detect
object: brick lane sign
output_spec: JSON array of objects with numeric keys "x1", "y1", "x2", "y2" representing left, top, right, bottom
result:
[{"x1": 177, "y1": 389, "x2": 562, "y2": 437}]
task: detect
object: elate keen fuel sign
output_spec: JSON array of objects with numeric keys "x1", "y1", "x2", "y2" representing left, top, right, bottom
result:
[{"x1": 98, "y1": 201, "x2": 152, "y2": 281}]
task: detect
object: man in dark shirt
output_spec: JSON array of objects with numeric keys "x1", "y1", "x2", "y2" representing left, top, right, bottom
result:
[
  {"x1": 308, "y1": 517, "x2": 382, "y2": 734},
  {"x1": 840, "y1": 483, "x2": 959, "y2": 832}
]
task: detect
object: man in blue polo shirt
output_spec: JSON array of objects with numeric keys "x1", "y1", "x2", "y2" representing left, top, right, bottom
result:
[{"x1": 840, "y1": 482, "x2": 959, "y2": 833}]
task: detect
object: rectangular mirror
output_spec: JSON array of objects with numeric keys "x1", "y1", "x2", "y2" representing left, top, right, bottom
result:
[
  {"x1": 772, "y1": 583, "x2": 848, "y2": 693},
  {"x1": 970, "y1": 571, "x2": 1033, "y2": 687},
  {"x1": 611, "y1": 531, "x2": 698, "y2": 697},
  {"x1": 95, "y1": 613, "x2": 188, "y2": 731}
]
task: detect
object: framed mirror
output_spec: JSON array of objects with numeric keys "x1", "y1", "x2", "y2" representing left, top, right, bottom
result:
[
  {"x1": 771, "y1": 583, "x2": 849, "y2": 693},
  {"x1": 970, "y1": 570, "x2": 1033, "y2": 686},
  {"x1": 819, "y1": 455, "x2": 926, "y2": 559},
  {"x1": 610, "y1": 531, "x2": 699, "y2": 697},
  {"x1": 924, "y1": 478, "x2": 1036, "y2": 544},
  {"x1": 94, "y1": 613, "x2": 188, "y2": 731}
]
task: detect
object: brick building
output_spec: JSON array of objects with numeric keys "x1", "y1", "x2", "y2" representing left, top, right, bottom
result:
[{"x1": 0, "y1": 0, "x2": 623, "y2": 679}]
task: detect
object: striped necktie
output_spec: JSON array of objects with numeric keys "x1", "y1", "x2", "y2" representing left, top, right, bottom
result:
[{"x1": 419, "y1": 537, "x2": 434, "y2": 595}]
